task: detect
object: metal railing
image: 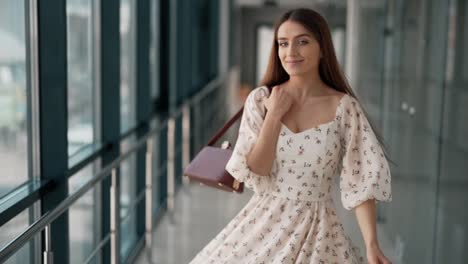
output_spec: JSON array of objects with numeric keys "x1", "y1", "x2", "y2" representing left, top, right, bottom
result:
[{"x1": 0, "y1": 76, "x2": 226, "y2": 264}]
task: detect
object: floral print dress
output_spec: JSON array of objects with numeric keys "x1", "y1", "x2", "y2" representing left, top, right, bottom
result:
[{"x1": 189, "y1": 86, "x2": 392, "y2": 264}]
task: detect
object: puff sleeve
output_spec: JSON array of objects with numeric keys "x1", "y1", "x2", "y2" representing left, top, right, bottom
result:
[
  {"x1": 338, "y1": 96, "x2": 392, "y2": 210},
  {"x1": 225, "y1": 86, "x2": 273, "y2": 194}
]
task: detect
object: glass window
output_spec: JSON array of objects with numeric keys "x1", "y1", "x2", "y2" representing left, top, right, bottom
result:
[
  {"x1": 119, "y1": 0, "x2": 138, "y2": 254},
  {"x1": 377, "y1": 0, "x2": 449, "y2": 262},
  {"x1": 0, "y1": 0, "x2": 29, "y2": 198},
  {"x1": 67, "y1": 0, "x2": 97, "y2": 158},
  {"x1": 0, "y1": 208, "x2": 38, "y2": 263},
  {"x1": 120, "y1": 0, "x2": 137, "y2": 133},
  {"x1": 0, "y1": 1, "x2": 38, "y2": 263},
  {"x1": 68, "y1": 164, "x2": 99, "y2": 264},
  {"x1": 436, "y1": 0, "x2": 468, "y2": 262},
  {"x1": 120, "y1": 136, "x2": 137, "y2": 259},
  {"x1": 150, "y1": 0, "x2": 160, "y2": 100},
  {"x1": 66, "y1": 1, "x2": 100, "y2": 263}
]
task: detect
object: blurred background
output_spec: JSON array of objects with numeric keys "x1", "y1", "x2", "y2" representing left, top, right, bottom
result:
[{"x1": 0, "y1": 0, "x2": 467, "y2": 263}]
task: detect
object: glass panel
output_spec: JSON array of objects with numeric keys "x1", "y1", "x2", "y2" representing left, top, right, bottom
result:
[
  {"x1": 3, "y1": 239, "x2": 35, "y2": 264},
  {"x1": 120, "y1": 136, "x2": 137, "y2": 258},
  {"x1": 151, "y1": 121, "x2": 161, "y2": 214},
  {"x1": 380, "y1": 0, "x2": 448, "y2": 262},
  {"x1": 67, "y1": 0, "x2": 96, "y2": 157},
  {"x1": 69, "y1": 163, "x2": 98, "y2": 264},
  {"x1": 150, "y1": 0, "x2": 160, "y2": 99},
  {"x1": 0, "y1": 0, "x2": 29, "y2": 198},
  {"x1": 352, "y1": 0, "x2": 387, "y2": 118},
  {"x1": 0, "y1": 209, "x2": 36, "y2": 263},
  {"x1": 191, "y1": 0, "x2": 216, "y2": 90},
  {"x1": 120, "y1": 0, "x2": 137, "y2": 133},
  {"x1": 435, "y1": 0, "x2": 468, "y2": 262},
  {"x1": 120, "y1": 209, "x2": 137, "y2": 259},
  {"x1": 66, "y1": 1, "x2": 99, "y2": 262}
]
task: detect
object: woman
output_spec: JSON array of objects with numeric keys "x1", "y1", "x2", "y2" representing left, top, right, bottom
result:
[{"x1": 189, "y1": 8, "x2": 392, "y2": 264}]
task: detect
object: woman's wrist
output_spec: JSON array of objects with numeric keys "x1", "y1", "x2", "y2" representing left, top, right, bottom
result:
[
  {"x1": 264, "y1": 111, "x2": 283, "y2": 126},
  {"x1": 365, "y1": 240, "x2": 379, "y2": 249}
]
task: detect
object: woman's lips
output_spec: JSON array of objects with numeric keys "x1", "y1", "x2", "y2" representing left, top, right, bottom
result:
[{"x1": 286, "y1": 60, "x2": 304, "y2": 65}]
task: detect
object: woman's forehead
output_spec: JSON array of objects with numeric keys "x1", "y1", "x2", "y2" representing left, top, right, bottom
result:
[{"x1": 277, "y1": 21, "x2": 311, "y2": 39}]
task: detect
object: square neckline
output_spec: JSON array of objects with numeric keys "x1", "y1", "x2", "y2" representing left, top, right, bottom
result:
[{"x1": 280, "y1": 93, "x2": 348, "y2": 135}]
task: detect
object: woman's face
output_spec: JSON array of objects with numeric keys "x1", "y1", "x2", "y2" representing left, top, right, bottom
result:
[{"x1": 277, "y1": 20, "x2": 321, "y2": 77}]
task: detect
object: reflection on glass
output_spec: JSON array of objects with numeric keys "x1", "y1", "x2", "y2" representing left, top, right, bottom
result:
[
  {"x1": 0, "y1": 0, "x2": 29, "y2": 198},
  {"x1": 151, "y1": 127, "x2": 160, "y2": 214},
  {"x1": 377, "y1": 0, "x2": 448, "y2": 263},
  {"x1": 0, "y1": 2, "x2": 34, "y2": 263},
  {"x1": 0, "y1": 209, "x2": 33, "y2": 263},
  {"x1": 69, "y1": 163, "x2": 98, "y2": 264},
  {"x1": 119, "y1": 0, "x2": 138, "y2": 253},
  {"x1": 121, "y1": 210, "x2": 137, "y2": 258},
  {"x1": 120, "y1": 0, "x2": 136, "y2": 133},
  {"x1": 120, "y1": 136, "x2": 137, "y2": 259},
  {"x1": 67, "y1": 0, "x2": 95, "y2": 157},
  {"x1": 66, "y1": 0, "x2": 98, "y2": 263},
  {"x1": 150, "y1": 0, "x2": 160, "y2": 99},
  {"x1": 436, "y1": 0, "x2": 468, "y2": 262}
]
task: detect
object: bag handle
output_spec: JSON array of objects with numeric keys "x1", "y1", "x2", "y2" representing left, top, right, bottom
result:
[{"x1": 206, "y1": 106, "x2": 244, "y2": 146}]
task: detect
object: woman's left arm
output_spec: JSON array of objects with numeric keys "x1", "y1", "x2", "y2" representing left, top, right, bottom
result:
[{"x1": 355, "y1": 199, "x2": 392, "y2": 264}]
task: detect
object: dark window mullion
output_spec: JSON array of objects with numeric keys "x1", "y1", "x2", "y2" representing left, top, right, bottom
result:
[
  {"x1": 37, "y1": 1, "x2": 69, "y2": 263},
  {"x1": 135, "y1": 0, "x2": 151, "y2": 247},
  {"x1": 99, "y1": 0, "x2": 121, "y2": 263}
]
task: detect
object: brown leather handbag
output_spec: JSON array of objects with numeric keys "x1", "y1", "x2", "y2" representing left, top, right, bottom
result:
[{"x1": 183, "y1": 106, "x2": 246, "y2": 193}]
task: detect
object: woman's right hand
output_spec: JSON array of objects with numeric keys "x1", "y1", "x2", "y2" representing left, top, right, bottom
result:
[{"x1": 264, "y1": 85, "x2": 293, "y2": 119}]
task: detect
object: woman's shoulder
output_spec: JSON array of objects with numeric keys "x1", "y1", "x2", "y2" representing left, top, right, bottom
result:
[
  {"x1": 251, "y1": 85, "x2": 270, "y2": 97},
  {"x1": 319, "y1": 88, "x2": 350, "y2": 109},
  {"x1": 246, "y1": 86, "x2": 270, "y2": 104}
]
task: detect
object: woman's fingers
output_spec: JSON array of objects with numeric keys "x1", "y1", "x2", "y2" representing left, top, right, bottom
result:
[
  {"x1": 267, "y1": 85, "x2": 292, "y2": 116},
  {"x1": 379, "y1": 255, "x2": 392, "y2": 264},
  {"x1": 377, "y1": 250, "x2": 391, "y2": 264}
]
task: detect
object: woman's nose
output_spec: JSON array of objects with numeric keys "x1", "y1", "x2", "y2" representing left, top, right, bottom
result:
[{"x1": 287, "y1": 43, "x2": 298, "y2": 55}]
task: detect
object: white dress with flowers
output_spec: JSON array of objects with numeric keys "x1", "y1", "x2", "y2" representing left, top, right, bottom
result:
[{"x1": 189, "y1": 86, "x2": 392, "y2": 264}]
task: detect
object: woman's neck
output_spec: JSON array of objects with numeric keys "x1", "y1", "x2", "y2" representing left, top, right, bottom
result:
[{"x1": 285, "y1": 74, "x2": 329, "y2": 103}]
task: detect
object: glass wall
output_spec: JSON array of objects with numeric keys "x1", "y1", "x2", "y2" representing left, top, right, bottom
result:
[
  {"x1": 68, "y1": 165, "x2": 99, "y2": 264},
  {"x1": 190, "y1": 0, "x2": 219, "y2": 94},
  {"x1": 0, "y1": 209, "x2": 35, "y2": 263},
  {"x1": 150, "y1": 0, "x2": 160, "y2": 100},
  {"x1": 66, "y1": 0, "x2": 100, "y2": 263},
  {"x1": 0, "y1": 1, "x2": 35, "y2": 263},
  {"x1": 378, "y1": 0, "x2": 448, "y2": 262},
  {"x1": 67, "y1": 0, "x2": 97, "y2": 157},
  {"x1": 0, "y1": 0, "x2": 29, "y2": 198},
  {"x1": 120, "y1": 0, "x2": 137, "y2": 133},
  {"x1": 436, "y1": 0, "x2": 468, "y2": 262},
  {"x1": 350, "y1": 0, "x2": 467, "y2": 263},
  {"x1": 120, "y1": 137, "x2": 137, "y2": 259},
  {"x1": 120, "y1": 0, "x2": 138, "y2": 259}
]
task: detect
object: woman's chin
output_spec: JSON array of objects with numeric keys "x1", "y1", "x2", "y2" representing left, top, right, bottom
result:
[{"x1": 286, "y1": 70, "x2": 308, "y2": 77}]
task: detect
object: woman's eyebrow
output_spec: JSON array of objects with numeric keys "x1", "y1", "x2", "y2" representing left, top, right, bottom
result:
[{"x1": 277, "y1": 33, "x2": 311, "y2": 40}]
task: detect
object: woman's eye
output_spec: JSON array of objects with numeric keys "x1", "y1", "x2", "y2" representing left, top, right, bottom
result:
[
  {"x1": 299, "y1": 40, "x2": 309, "y2": 45},
  {"x1": 278, "y1": 42, "x2": 288, "y2": 47}
]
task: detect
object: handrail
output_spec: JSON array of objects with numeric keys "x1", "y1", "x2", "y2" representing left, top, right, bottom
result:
[{"x1": 0, "y1": 76, "x2": 226, "y2": 263}]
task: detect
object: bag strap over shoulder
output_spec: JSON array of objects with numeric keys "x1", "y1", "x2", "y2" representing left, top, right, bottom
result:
[
  {"x1": 206, "y1": 86, "x2": 272, "y2": 147},
  {"x1": 206, "y1": 106, "x2": 244, "y2": 147}
]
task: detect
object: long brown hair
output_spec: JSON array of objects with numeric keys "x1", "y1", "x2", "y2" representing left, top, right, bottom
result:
[{"x1": 261, "y1": 8, "x2": 394, "y2": 165}]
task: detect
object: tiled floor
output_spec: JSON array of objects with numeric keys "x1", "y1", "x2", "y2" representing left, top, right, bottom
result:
[{"x1": 134, "y1": 178, "x2": 399, "y2": 264}]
